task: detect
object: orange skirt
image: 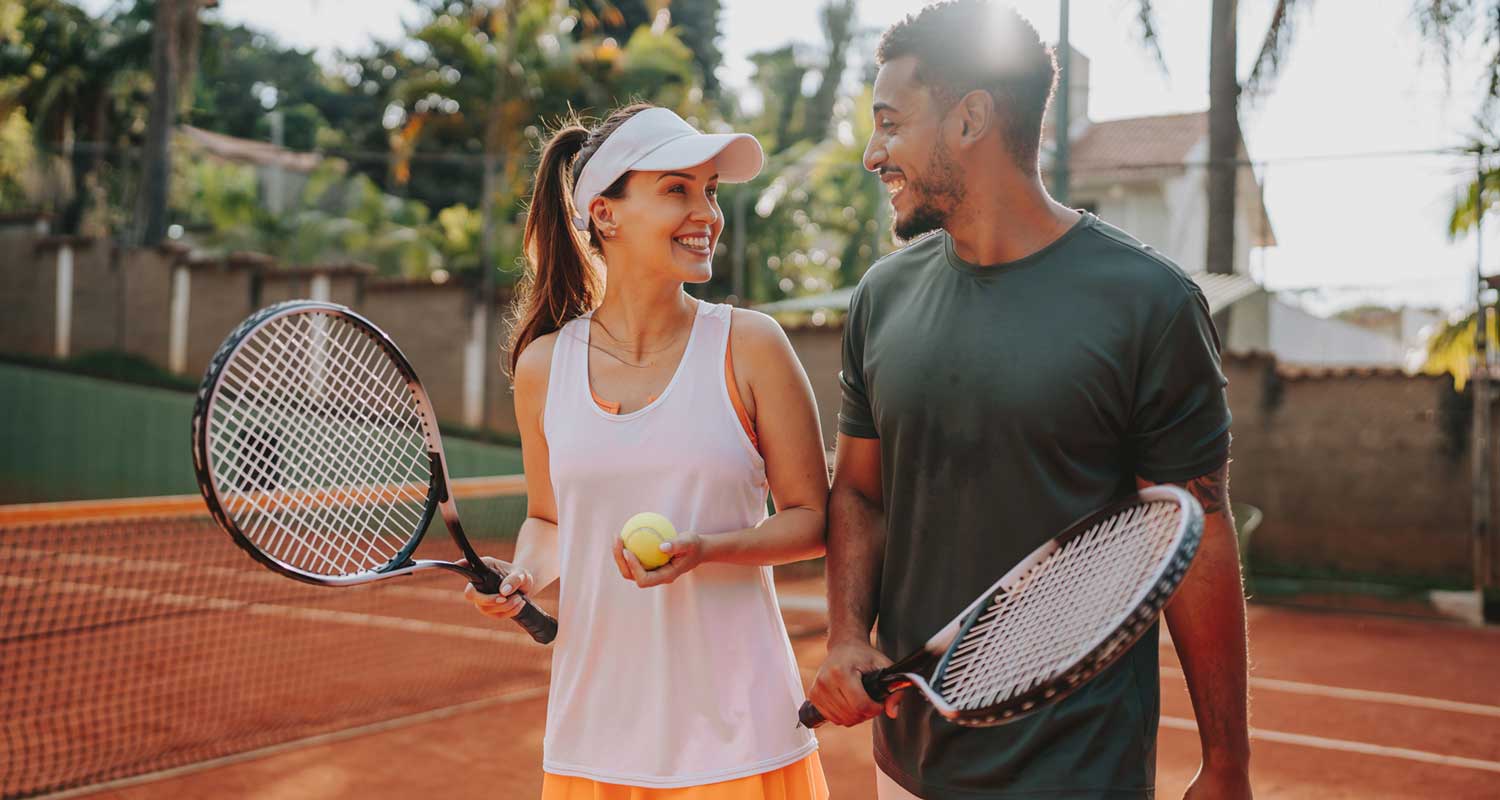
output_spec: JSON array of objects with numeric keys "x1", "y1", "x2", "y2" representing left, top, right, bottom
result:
[{"x1": 540, "y1": 753, "x2": 828, "y2": 800}]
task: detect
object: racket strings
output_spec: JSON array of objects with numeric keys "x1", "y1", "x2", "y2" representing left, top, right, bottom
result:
[
  {"x1": 217, "y1": 318, "x2": 427, "y2": 572},
  {"x1": 245, "y1": 316, "x2": 432, "y2": 567},
  {"x1": 217, "y1": 322, "x2": 424, "y2": 566},
  {"x1": 213, "y1": 321, "x2": 420, "y2": 573},
  {"x1": 219, "y1": 338, "x2": 414, "y2": 544},
  {"x1": 937, "y1": 501, "x2": 1183, "y2": 711},
  {"x1": 944, "y1": 505, "x2": 1170, "y2": 705},
  {"x1": 206, "y1": 312, "x2": 433, "y2": 576}
]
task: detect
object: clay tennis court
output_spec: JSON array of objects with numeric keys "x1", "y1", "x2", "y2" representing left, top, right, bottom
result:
[{"x1": 7, "y1": 510, "x2": 1495, "y2": 800}]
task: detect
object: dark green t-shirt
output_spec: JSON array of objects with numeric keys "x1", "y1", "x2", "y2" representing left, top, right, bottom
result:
[{"x1": 839, "y1": 214, "x2": 1230, "y2": 798}]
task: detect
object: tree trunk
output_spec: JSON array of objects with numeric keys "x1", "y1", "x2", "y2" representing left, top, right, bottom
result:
[
  {"x1": 772, "y1": 58, "x2": 806, "y2": 154},
  {"x1": 137, "y1": 0, "x2": 182, "y2": 246},
  {"x1": 1206, "y1": 0, "x2": 1239, "y2": 275},
  {"x1": 800, "y1": 0, "x2": 855, "y2": 143}
]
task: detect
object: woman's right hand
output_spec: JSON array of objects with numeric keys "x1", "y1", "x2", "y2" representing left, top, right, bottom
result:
[{"x1": 462, "y1": 556, "x2": 536, "y2": 621}]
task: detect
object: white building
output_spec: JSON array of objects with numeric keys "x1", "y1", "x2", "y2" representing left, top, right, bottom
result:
[{"x1": 1045, "y1": 49, "x2": 1417, "y2": 369}]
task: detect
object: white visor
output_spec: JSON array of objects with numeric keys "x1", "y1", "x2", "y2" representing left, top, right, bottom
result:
[{"x1": 570, "y1": 107, "x2": 764, "y2": 231}]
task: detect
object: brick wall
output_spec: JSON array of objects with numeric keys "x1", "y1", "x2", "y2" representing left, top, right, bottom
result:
[
  {"x1": 783, "y1": 325, "x2": 1472, "y2": 587},
  {"x1": 183, "y1": 261, "x2": 256, "y2": 376},
  {"x1": 0, "y1": 226, "x2": 1479, "y2": 584},
  {"x1": 1223, "y1": 356, "x2": 1470, "y2": 584},
  {"x1": 67, "y1": 239, "x2": 123, "y2": 356},
  {"x1": 118, "y1": 248, "x2": 174, "y2": 367},
  {"x1": 0, "y1": 229, "x2": 57, "y2": 356},
  {"x1": 363, "y1": 282, "x2": 476, "y2": 427},
  {"x1": 784, "y1": 324, "x2": 843, "y2": 447}
]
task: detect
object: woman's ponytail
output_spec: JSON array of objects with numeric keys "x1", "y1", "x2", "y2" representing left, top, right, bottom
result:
[
  {"x1": 507, "y1": 125, "x2": 597, "y2": 375},
  {"x1": 507, "y1": 103, "x2": 653, "y2": 374}
]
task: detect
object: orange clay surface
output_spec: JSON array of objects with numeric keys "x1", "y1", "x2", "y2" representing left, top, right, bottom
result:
[{"x1": 73, "y1": 567, "x2": 1500, "y2": 800}]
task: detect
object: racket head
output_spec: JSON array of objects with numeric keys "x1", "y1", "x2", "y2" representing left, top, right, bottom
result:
[
  {"x1": 191, "y1": 300, "x2": 456, "y2": 586},
  {"x1": 914, "y1": 485, "x2": 1203, "y2": 727}
]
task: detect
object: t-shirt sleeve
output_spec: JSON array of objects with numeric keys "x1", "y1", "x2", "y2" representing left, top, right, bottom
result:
[
  {"x1": 1130, "y1": 288, "x2": 1232, "y2": 482},
  {"x1": 838, "y1": 283, "x2": 878, "y2": 439}
]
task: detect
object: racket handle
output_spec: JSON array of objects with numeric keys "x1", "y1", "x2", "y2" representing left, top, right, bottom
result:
[
  {"x1": 797, "y1": 671, "x2": 893, "y2": 728},
  {"x1": 472, "y1": 569, "x2": 558, "y2": 645},
  {"x1": 512, "y1": 598, "x2": 559, "y2": 645},
  {"x1": 797, "y1": 700, "x2": 828, "y2": 729}
]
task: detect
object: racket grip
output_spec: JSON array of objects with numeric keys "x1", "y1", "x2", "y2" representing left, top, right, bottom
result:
[
  {"x1": 797, "y1": 700, "x2": 828, "y2": 729},
  {"x1": 797, "y1": 671, "x2": 893, "y2": 728},
  {"x1": 512, "y1": 598, "x2": 559, "y2": 645},
  {"x1": 470, "y1": 564, "x2": 558, "y2": 644}
]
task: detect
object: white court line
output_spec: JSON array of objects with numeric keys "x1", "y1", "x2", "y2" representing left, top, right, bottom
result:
[
  {"x1": 1160, "y1": 716, "x2": 1500, "y2": 773},
  {"x1": 33, "y1": 684, "x2": 550, "y2": 800},
  {"x1": 1162, "y1": 666, "x2": 1500, "y2": 719},
  {"x1": 0, "y1": 574, "x2": 534, "y2": 646}
]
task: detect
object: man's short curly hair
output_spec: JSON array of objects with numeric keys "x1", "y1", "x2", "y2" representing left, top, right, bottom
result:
[{"x1": 877, "y1": 1, "x2": 1058, "y2": 172}]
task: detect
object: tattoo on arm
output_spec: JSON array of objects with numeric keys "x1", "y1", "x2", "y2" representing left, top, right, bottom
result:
[{"x1": 1171, "y1": 463, "x2": 1229, "y2": 516}]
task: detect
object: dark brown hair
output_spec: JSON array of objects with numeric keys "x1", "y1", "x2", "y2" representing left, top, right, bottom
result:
[
  {"x1": 877, "y1": 0, "x2": 1057, "y2": 172},
  {"x1": 507, "y1": 103, "x2": 653, "y2": 374}
]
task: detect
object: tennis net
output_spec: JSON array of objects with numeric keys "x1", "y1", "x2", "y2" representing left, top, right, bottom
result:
[{"x1": 0, "y1": 476, "x2": 548, "y2": 799}]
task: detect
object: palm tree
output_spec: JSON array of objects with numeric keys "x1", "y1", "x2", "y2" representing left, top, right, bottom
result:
[
  {"x1": 798, "y1": 0, "x2": 857, "y2": 142},
  {"x1": 1133, "y1": 1, "x2": 1308, "y2": 275},
  {"x1": 1410, "y1": 3, "x2": 1500, "y2": 386},
  {"x1": 1421, "y1": 138, "x2": 1500, "y2": 386},
  {"x1": 137, "y1": 0, "x2": 210, "y2": 246},
  {"x1": 1416, "y1": 1, "x2": 1500, "y2": 112},
  {"x1": 0, "y1": 1, "x2": 153, "y2": 233}
]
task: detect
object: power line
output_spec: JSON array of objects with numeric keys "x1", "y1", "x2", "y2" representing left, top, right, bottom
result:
[{"x1": 37, "y1": 140, "x2": 1488, "y2": 171}]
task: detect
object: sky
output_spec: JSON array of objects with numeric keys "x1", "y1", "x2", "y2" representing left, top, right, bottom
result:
[{"x1": 75, "y1": 0, "x2": 1500, "y2": 315}]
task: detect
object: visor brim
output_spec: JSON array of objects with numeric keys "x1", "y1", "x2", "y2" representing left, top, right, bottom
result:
[{"x1": 630, "y1": 133, "x2": 764, "y2": 183}]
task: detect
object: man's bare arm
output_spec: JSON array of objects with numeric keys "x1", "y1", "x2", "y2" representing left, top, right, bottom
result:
[
  {"x1": 827, "y1": 435, "x2": 885, "y2": 644},
  {"x1": 1145, "y1": 463, "x2": 1253, "y2": 798},
  {"x1": 808, "y1": 434, "x2": 894, "y2": 726}
]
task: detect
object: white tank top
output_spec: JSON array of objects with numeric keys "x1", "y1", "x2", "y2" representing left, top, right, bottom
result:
[{"x1": 540, "y1": 300, "x2": 817, "y2": 788}]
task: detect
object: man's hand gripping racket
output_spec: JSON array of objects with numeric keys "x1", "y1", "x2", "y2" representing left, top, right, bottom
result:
[
  {"x1": 801, "y1": 486, "x2": 1201, "y2": 728},
  {"x1": 191, "y1": 300, "x2": 558, "y2": 644}
]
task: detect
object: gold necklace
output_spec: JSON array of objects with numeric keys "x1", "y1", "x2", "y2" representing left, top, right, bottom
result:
[{"x1": 588, "y1": 314, "x2": 694, "y2": 369}]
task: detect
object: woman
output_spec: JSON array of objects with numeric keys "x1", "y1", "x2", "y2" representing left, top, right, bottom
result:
[{"x1": 465, "y1": 103, "x2": 831, "y2": 799}]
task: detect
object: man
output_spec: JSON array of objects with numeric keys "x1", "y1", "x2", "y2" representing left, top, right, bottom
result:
[{"x1": 807, "y1": 2, "x2": 1253, "y2": 798}]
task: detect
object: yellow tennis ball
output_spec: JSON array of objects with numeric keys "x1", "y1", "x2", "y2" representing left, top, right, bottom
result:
[{"x1": 620, "y1": 512, "x2": 677, "y2": 570}]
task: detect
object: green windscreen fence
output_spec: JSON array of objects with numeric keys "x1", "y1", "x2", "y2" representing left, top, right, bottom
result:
[{"x1": 0, "y1": 363, "x2": 524, "y2": 504}]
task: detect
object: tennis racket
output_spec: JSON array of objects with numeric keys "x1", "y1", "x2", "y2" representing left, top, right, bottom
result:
[
  {"x1": 800, "y1": 485, "x2": 1201, "y2": 728},
  {"x1": 191, "y1": 299, "x2": 558, "y2": 644}
]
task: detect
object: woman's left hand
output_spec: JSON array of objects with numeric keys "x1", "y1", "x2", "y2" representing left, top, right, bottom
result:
[{"x1": 613, "y1": 531, "x2": 706, "y2": 588}]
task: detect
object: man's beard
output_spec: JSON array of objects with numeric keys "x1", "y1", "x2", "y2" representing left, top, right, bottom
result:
[{"x1": 892, "y1": 140, "x2": 966, "y2": 242}]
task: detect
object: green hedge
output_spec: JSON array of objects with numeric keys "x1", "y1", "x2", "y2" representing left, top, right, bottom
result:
[{"x1": 0, "y1": 362, "x2": 522, "y2": 504}]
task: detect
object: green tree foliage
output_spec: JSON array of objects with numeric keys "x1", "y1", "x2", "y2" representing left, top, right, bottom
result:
[
  {"x1": 4, "y1": 0, "x2": 886, "y2": 307},
  {"x1": 746, "y1": 45, "x2": 807, "y2": 155},
  {"x1": 190, "y1": 22, "x2": 335, "y2": 150},
  {"x1": 1426, "y1": 136, "x2": 1500, "y2": 382},
  {"x1": 1417, "y1": 0, "x2": 1500, "y2": 112},
  {"x1": 799, "y1": 0, "x2": 855, "y2": 142},
  {"x1": 174, "y1": 153, "x2": 444, "y2": 277},
  {"x1": 1425, "y1": 309, "x2": 1490, "y2": 389},
  {"x1": 385, "y1": 0, "x2": 712, "y2": 285},
  {"x1": 572, "y1": 0, "x2": 724, "y2": 97},
  {"x1": 0, "y1": 0, "x2": 154, "y2": 232},
  {"x1": 712, "y1": 84, "x2": 889, "y2": 307}
]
